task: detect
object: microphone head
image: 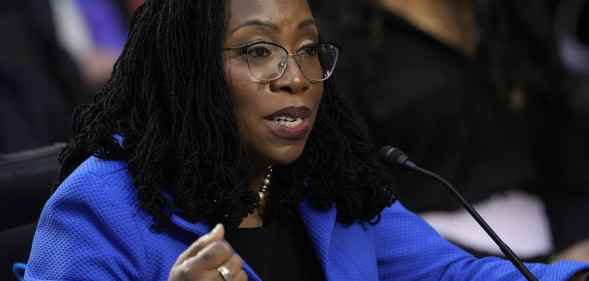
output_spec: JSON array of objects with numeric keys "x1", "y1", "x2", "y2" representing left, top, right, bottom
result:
[{"x1": 380, "y1": 146, "x2": 409, "y2": 165}]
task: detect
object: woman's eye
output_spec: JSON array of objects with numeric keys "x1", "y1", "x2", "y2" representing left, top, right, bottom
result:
[
  {"x1": 246, "y1": 46, "x2": 272, "y2": 58},
  {"x1": 300, "y1": 45, "x2": 320, "y2": 57}
]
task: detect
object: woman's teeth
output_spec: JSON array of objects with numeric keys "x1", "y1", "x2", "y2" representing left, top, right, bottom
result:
[{"x1": 273, "y1": 116, "x2": 303, "y2": 127}]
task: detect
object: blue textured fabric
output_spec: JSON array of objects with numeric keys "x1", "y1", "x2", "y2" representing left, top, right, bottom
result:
[{"x1": 20, "y1": 156, "x2": 589, "y2": 281}]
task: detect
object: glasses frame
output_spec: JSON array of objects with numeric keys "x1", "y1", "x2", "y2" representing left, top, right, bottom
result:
[{"x1": 223, "y1": 41, "x2": 340, "y2": 83}]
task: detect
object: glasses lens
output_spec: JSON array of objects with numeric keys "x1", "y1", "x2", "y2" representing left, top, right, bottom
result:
[
  {"x1": 297, "y1": 43, "x2": 339, "y2": 82},
  {"x1": 246, "y1": 43, "x2": 286, "y2": 81}
]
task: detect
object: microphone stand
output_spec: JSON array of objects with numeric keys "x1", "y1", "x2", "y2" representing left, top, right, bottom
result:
[{"x1": 381, "y1": 146, "x2": 539, "y2": 281}]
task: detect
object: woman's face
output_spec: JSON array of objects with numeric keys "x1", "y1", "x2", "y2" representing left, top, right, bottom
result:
[{"x1": 224, "y1": 0, "x2": 324, "y2": 165}]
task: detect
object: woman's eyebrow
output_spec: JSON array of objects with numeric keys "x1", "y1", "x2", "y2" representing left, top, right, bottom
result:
[
  {"x1": 298, "y1": 18, "x2": 317, "y2": 30},
  {"x1": 230, "y1": 17, "x2": 317, "y2": 34},
  {"x1": 230, "y1": 19, "x2": 277, "y2": 34}
]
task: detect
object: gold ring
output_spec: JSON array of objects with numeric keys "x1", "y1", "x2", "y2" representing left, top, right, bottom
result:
[{"x1": 216, "y1": 265, "x2": 232, "y2": 281}]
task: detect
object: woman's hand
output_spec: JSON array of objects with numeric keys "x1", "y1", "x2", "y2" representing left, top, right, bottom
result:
[{"x1": 168, "y1": 224, "x2": 247, "y2": 281}]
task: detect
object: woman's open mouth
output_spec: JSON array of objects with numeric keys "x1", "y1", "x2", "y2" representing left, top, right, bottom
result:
[{"x1": 264, "y1": 106, "x2": 312, "y2": 140}]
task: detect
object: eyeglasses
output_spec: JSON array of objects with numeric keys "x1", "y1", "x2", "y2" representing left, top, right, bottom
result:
[{"x1": 223, "y1": 41, "x2": 339, "y2": 83}]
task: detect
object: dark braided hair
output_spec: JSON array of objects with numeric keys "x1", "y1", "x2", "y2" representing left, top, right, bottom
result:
[{"x1": 58, "y1": 0, "x2": 396, "y2": 229}]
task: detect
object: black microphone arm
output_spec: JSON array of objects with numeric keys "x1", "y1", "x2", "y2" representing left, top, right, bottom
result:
[{"x1": 380, "y1": 146, "x2": 539, "y2": 281}]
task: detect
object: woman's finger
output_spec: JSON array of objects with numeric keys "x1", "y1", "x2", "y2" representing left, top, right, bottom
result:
[
  {"x1": 175, "y1": 224, "x2": 225, "y2": 265},
  {"x1": 232, "y1": 270, "x2": 249, "y2": 281},
  {"x1": 182, "y1": 240, "x2": 235, "y2": 276}
]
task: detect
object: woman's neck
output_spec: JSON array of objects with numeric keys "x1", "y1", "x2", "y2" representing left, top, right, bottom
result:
[
  {"x1": 240, "y1": 209, "x2": 264, "y2": 228},
  {"x1": 239, "y1": 160, "x2": 270, "y2": 228},
  {"x1": 247, "y1": 159, "x2": 270, "y2": 193},
  {"x1": 379, "y1": 0, "x2": 478, "y2": 55}
]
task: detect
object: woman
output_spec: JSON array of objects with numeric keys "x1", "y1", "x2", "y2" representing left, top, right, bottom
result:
[{"x1": 20, "y1": 0, "x2": 589, "y2": 280}]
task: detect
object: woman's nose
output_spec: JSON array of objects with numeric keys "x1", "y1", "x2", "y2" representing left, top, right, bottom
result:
[{"x1": 269, "y1": 57, "x2": 310, "y2": 94}]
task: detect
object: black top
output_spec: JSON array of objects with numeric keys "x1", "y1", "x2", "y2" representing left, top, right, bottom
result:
[{"x1": 225, "y1": 216, "x2": 326, "y2": 281}]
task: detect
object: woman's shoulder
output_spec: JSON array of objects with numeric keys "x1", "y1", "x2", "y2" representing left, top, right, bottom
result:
[
  {"x1": 72, "y1": 154, "x2": 129, "y2": 178},
  {"x1": 26, "y1": 157, "x2": 155, "y2": 281},
  {"x1": 37, "y1": 155, "x2": 148, "y2": 248},
  {"x1": 49, "y1": 156, "x2": 137, "y2": 211}
]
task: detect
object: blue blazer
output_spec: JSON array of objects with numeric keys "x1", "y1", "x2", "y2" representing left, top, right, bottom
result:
[{"x1": 21, "y1": 157, "x2": 589, "y2": 281}]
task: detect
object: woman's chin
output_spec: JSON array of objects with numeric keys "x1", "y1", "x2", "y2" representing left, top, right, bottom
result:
[{"x1": 266, "y1": 144, "x2": 306, "y2": 165}]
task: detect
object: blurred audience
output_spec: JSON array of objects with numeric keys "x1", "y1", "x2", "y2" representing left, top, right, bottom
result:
[
  {"x1": 0, "y1": 1, "x2": 141, "y2": 279},
  {"x1": 313, "y1": 0, "x2": 589, "y2": 262},
  {"x1": 0, "y1": 0, "x2": 141, "y2": 154},
  {"x1": 0, "y1": 1, "x2": 82, "y2": 154},
  {"x1": 50, "y1": 0, "x2": 127, "y2": 89}
]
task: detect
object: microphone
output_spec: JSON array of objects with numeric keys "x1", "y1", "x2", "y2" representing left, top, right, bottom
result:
[{"x1": 380, "y1": 146, "x2": 539, "y2": 281}]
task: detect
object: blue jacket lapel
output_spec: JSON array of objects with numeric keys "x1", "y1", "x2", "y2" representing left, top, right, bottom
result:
[
  {"x1": 299, "y1": 200, "x2": 337, "y2": 280},
  {"x1": 299, "y1": 201, "x2": 380, "y2": 281}
]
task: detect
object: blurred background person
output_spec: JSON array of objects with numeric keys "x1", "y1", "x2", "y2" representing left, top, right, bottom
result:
[
  {"x1": 552, "y1": 0, "x2": 589, "y2": 261},
  {"x1": 311, "y1": 0, "x2": 589, "y2": 262},
  {"x1": 0, "y1": 0, "x2": 144, "y2": 154},
  {"x1": 50, "y1": 0, "x2": 128, "y2": 90},
  {"x1": 0, "y1": 1, "x2": 83, "y2": 154},
  {"x1": 0, "y1": 1, "x2": 142, "y2": 280}
]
